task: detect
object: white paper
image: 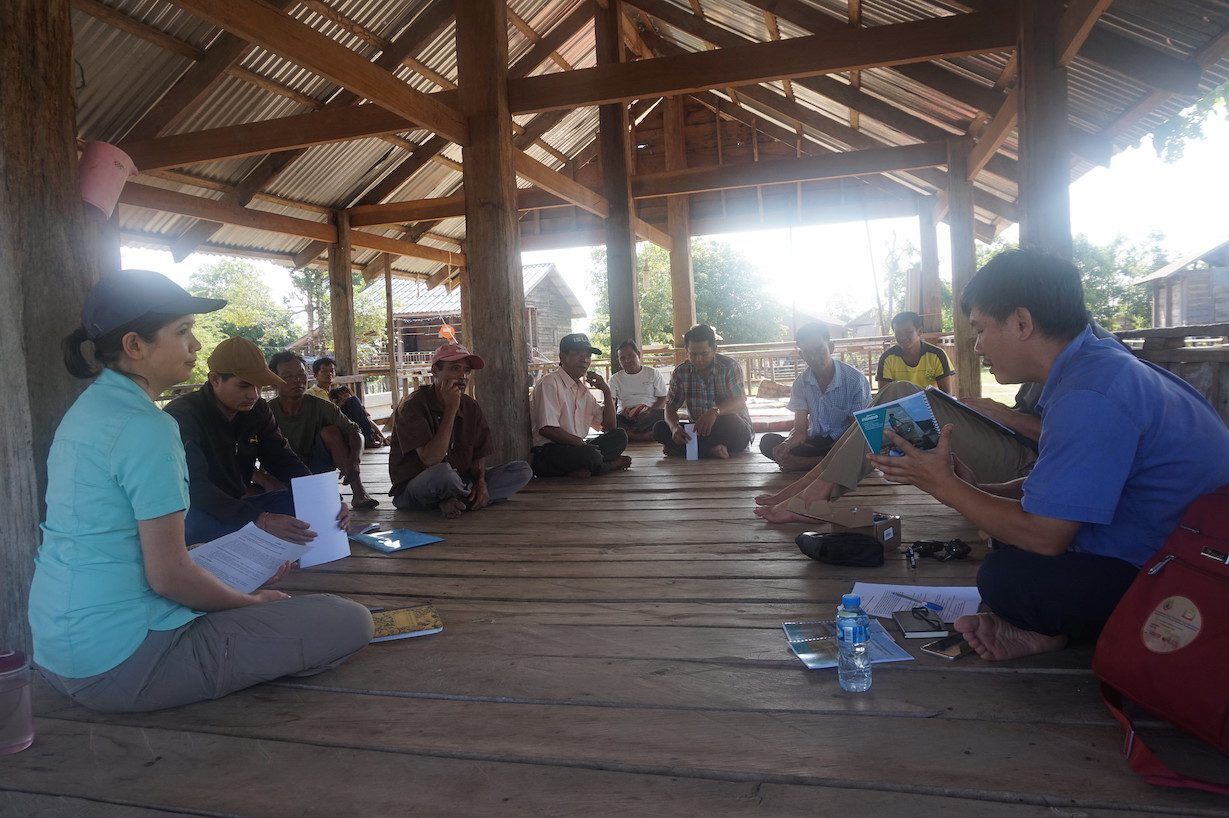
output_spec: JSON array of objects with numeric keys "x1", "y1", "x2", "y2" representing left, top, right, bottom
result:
[
  {"x1": 851, "y1": 582, "x2": 982, "y2": 622},
  {"x1": 683, "y1": 422, "x2": 699, "y2": 460},
  {"x1": 189, "y1": 523, "x2": 310, "y2": 593},
  {"x1": 291, "y1": 471, "x2": 351, "y2": 568}
]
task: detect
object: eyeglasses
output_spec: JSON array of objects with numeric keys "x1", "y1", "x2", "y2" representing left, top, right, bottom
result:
[{"x1": 911, "y1": 606, "x2": 943, "y2": 630}]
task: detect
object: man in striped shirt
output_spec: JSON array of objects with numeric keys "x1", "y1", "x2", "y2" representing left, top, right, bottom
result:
[{"x1": 759, "y1": 322, "x2": 871, "y2": 471}]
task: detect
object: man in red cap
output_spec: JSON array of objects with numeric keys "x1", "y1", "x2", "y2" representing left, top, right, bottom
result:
[{"x1": 388, "y1": 342, "x2": 532, "y2": 518}]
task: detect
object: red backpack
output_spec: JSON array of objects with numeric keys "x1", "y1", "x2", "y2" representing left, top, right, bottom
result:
[{"x1": 1093, "y1": 485, "x2": 1229, "y2": 794}]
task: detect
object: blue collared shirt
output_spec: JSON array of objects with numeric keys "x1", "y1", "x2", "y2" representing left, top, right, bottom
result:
[
  {"x1": 1023, "y1": 326, "x2": 1229, "y2": 567},
  {"x1": 29, "y1": 368, "x2": 201, "y2": 678},
  {"x1": 787, "y1": 359, "x2": 872, "y2": 439}
]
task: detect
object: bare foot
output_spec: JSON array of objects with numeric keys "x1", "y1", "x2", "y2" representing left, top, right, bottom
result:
[
  {"x1": 753, "y1": 502, "x2": 811, "y2": 523},
  {"x1": 438, "y1": 498, "x2": 467, "y2": 519},
  {"x1": 954, "y1": 613, "x2": 1067, "y2": 661},
  {"x1": 610, "y1": 455, "x2": 633, "y2": 471},
  {"x1": 754, "y1": 493, "x2": 778, "y2": 506},
  {"x1": 566, "y1": 468, "x2": 593, "y2": 479},
  {"x1": 709, "y1": 444, "x2": 729, "y2": 459},
  {"x1": 754, "y1": 477, "x2": 832, "y2": 507}
]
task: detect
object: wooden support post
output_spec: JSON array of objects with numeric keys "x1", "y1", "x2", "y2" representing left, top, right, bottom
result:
[
  {"x1": 2, "y1": 0, "x2": 96, "y2": 650},
  {"x1": 382, "y1": 253, "x2": 399, "y2": 407},
  {"x1": 664, "y1": 95, "x2": 694, "y2": 363},
  {"x1": 456, "y1": 0, "x2": 531, "y2": 462},
  {"x1": 596, "y1": 0, "x2": 641, "y2": 367},
  {"x1": 84, "y1": 206, "x2": 123, "y2": 276},
  {"x1": 328, "y1": 210, "x2": 357, "y2": 374},
  {"x1": 917, "y1": 199, "x2": 942, "y2": 333},
  {"x1": 1017, "y1": 0, "x2": 1072, "y2": 261},
  {"x1": 946, "y1": 139, "x2": 980, "y2": 399}
]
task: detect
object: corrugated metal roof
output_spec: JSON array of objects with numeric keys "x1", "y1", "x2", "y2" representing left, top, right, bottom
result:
[
  {"x1": 357, "y1": 262, "x2": 585, "y2": 316},
  {"x1": 70, "y1": 0, "x2": 1229, "y2": 261}
]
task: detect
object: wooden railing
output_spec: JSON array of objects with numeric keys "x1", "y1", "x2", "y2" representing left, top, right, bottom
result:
[{"x1": 1118, "y1": 323, "x2": 1229, "y2": 424}]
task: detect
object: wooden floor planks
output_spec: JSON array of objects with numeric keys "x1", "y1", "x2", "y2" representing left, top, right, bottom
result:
[{"x1": 3, "y1": 440, "x2": 1226, "y2": 816}]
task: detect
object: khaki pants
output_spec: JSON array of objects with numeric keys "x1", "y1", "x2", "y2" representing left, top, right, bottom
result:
[
  {"x1": 39, "y1": 594, "x2": 372, "y2": 713},
  {"x1": 788, "y1": 382, "x2": 1037, "y2": 512}
]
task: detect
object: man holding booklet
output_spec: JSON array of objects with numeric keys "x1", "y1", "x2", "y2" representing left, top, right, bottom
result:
[{"x1": 868, "y1": 250, "x2": 1229, "y2": 660}]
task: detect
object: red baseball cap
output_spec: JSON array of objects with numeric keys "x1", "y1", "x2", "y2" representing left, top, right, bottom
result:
[{"x1": 430, "y1": 342, "x2": 485, "y2": 370}]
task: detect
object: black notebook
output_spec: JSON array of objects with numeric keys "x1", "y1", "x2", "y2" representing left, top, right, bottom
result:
[{"x1": 892, "y1": 609, "x2": 949, "y2": 639}]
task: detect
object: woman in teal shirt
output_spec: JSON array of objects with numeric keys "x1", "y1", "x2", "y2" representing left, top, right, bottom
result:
[{"x1": 30, "y1": 270, "x2": 371, "y2": 712}]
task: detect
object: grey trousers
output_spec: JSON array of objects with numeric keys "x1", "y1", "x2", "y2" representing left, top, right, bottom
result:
[
  {"x1": 392, "y1": 460, "x2": 533, "y2": 510},
  {"x1": 38, "y1": 594, "x2": 372, "y2": 713}
]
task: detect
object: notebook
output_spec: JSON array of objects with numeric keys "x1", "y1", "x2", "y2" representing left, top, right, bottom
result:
[
  {"x1": 350, "y1": 528, "x2": 442, "y2": 553},
  {"x1": 892, "y1": 609, "x2": 949, "y2": 639},
  {"x1": 370, "y1": 604, "x2": 443, "y2": 642}
]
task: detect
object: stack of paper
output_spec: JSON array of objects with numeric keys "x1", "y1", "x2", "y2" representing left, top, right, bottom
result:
[
  {"x1": 189, "y1": 523, "x2": 310, "y2": 593},
  {"x1": 850, "y1": 582, "x2": 982, "y2": 622}
]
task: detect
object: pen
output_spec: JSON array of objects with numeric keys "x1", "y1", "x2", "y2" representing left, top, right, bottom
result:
[{"x1": 893, "y1": 591, "x2": 942, "y2": 611}]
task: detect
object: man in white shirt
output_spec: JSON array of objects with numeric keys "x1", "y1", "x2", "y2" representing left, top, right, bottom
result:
[
  {"x1": 530, "y1": 333, "x2": 632, "y2": 478},
  {"x1": 609, "y1": 341, "x2": 668, "y2": 442}
]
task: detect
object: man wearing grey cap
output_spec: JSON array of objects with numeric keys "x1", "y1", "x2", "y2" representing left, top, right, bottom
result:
[{"x1": 530, "y1": 333, "x2": 631, "y2": 478}]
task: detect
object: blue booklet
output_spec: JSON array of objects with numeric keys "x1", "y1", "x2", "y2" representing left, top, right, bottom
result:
[
  {"x1": 852, "y1": 390, "x2": 941, "y2": 456},
  {"x1": 782, "y1": 620, "x2": 913, "y2": 669},
  {"x1": 350, "y1": 529, "x2": 442, "y2": 553}
]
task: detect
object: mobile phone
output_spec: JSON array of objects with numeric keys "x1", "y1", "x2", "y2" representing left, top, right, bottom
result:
[{"x1": 921, "y1": 633, "x2": 974, "y2": 660}]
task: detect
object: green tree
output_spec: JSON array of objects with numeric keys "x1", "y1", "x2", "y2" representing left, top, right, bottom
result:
[
  {"x1": 587, "y1": 239, "x2": 789, "y2": 351},
  {"x1": 286, "y1": 265, "x2": 386, "y2": 360},
  {"x1": 188, "y1": 259, "x2": 299, "y2": 382},
  {"x1": 1152, "y1": 81, "x2": 1228, "y2": 163}
]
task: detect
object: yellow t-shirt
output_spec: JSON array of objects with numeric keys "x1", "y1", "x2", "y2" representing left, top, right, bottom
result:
[
  {"x1": 307, "y1": 384, "x2": 331, "y2": 401},
  {"x1": 876, "y1": 341, "x2": 953, "y2": 389}
]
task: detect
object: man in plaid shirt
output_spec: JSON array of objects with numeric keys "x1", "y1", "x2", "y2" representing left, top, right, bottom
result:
[{"x1": 653, "y1": 324, "x2": 754, "y2": 459}]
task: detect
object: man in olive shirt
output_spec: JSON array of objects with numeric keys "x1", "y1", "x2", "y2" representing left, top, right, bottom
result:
[
  {"x1": 267, "y1": 351, "x2": 379, "y2": 510},
  {"x1": 389, "y1": 343, "x2": 531, "y2": 518},
  {"x1": 166, "y1": 337, "x2": 320, "y2": 545}
]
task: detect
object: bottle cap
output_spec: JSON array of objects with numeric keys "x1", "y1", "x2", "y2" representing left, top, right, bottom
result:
[{"x1": 841, "y1": 593, "x2": 861, "y2": 609}]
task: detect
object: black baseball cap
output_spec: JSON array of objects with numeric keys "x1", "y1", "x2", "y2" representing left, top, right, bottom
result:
[
  {"x1": 82, "y1": 269, "x2": 226, "y2": 340},
  {"x1": 559, "y1": 333, "x2": 602, "y2": 355}
]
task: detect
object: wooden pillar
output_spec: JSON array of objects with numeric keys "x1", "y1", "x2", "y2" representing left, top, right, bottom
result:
[
  {"x1": 946, "y1": 139, "x2": 981, "y2": 399},
  {"x1": 84, "y1": 206, "x2": 123, "y2": 276},
  {"x1": 664, "y1": 95, "x2": 694, "y2": 363},
  {"x1": 1017, "y1": 0, "x2": 1072, "y2": 261},
  {"x1": 456, "y1": 0, "x2": 531, "y2": 462},
  {"x1": 917, "y1": 199, "x2": 942, "y2": 333},
  {"x1": 2, "y1": 0, "x2": 96, "y2": 651},
  {"x1": 328, "y1": 209, "x2": 357, "y2": 374},
  {"x1": 595, "y1": 0, "x2": 641, "y2": 367},
  {"x1": 382, "y1": 253, "x2": 399, "y2": 406}
]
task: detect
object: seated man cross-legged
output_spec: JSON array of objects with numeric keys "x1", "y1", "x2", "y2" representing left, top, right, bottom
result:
[
  {"x1": 653, "y1": 323, "x2": 754, "y2": 459},
  {"x1": 759, "y1": 322, "x2": 871, "y2": 471},
  {"x1": 530, "y1": 333, "x2": 631, "y2": 478},
  {"x1": 609, "y1": 340, "x2": 668, "y2": 442},
  {"x1": 267, "y1": 351, "x2": 379, "y2": 510},
  {"x1": 871, "y1": 249, "x2": 1229, "y2": 660},
  {"x1": 389, "y1": 343, "x2": 532, "y2": 518},
  {"x1": 165, "y1": 337, "x2": 324, "y2": 546}
]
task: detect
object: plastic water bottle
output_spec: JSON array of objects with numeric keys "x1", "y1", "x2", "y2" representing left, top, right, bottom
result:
[{"x1": 836, "y1": 594, "x2": 872, "y2": 692}]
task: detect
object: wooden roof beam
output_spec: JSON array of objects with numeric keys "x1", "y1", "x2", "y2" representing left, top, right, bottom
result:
[
  {"x1": 119, "y1": 182, "x2": 465, "y2": 265},
  {"x1": 350, "y1": 189, "x2": 571, "y2": 226},
  {"x1": 506, "y1": 8, "x2": 1016, "y2": 113},
  {"x1": 168, "y1": 0, "x2": 468, "y2": 144},
  {"x1": 632, "y1": 141, "x2": 950, "y2": 198}
]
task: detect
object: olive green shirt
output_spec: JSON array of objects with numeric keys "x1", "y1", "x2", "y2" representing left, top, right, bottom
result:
[{"x1": 269, "y1": 394, "x2": 360, "y2": 462}]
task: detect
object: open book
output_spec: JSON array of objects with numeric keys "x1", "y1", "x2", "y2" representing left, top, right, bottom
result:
[{"x1": 852, "y1": 390, "x2": 941, "y2": 456}]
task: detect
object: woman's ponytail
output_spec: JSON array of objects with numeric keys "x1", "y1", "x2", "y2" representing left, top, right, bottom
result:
[{"x1": 62, "y1": 327, "x2": 98, "y2": 379}]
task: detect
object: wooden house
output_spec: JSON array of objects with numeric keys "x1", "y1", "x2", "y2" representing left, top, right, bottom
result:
[{"x1": 1137, "y1": 238, "x2": 1229, "y2": 328}]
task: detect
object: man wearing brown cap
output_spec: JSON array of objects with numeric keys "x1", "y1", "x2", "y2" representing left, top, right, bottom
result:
[
  {"x1": 389, "y1": 343, "x2": 532, "y2": 518},
  {"x1": 165, "y1": 337, "x2": 348, "y2": 545}
]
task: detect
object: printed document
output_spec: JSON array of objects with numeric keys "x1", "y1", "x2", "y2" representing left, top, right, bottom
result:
[
  {"x1": 292, "y1": 471, "x2": 351, "y2": 568},
  {"x1": 189, "y1": 523, "x2": 310, "y2": 592},
  {"x1": 782, "y1": 619, "x2": 912, "y2": 670},
  {"x1": 851, "y1": 582, "x2": 982, "y2": 622}
]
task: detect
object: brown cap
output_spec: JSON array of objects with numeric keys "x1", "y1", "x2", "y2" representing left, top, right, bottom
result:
[{"x1": 207, "y1": 337, "x2": 287, "y2": 388}]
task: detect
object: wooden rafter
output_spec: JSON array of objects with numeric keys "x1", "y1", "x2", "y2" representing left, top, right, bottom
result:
[
  {"x1": 506, "y1": 8, "x2": 1017, "y2": 113},
  {"x1": 167, "y1": 0, "x2": 468, "y2": 143}
]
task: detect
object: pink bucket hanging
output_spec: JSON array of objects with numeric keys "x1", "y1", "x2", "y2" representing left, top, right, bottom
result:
[{"x1": 78, "y1": 141, "x2": 137, "y2": 218}]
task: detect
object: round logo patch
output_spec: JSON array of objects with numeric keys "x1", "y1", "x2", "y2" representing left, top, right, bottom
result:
[{"x1": 1140, "y1": 595, "x2": 1202, "y2": 654}]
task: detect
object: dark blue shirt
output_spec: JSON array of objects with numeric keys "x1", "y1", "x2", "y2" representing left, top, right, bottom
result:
[{"x1": 1023, "y1": 326, "x2": 1229, "y2": 567}]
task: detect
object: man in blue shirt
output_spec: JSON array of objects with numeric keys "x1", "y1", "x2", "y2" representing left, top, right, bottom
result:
[
  {"x1": 871, "y1": 250, "x2": 1229, "y2": 660},
  {"x1": 759, "y1": 322, "x2": 871, "y2": 471}
]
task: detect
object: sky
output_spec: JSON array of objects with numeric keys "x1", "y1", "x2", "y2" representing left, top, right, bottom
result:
[{"x1": 124, "y1": 114, "x2": 1229, "y2": 333}]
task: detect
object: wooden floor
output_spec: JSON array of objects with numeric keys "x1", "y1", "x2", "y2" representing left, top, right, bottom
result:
[{"x1": 5, "y1": 440, "x2": 1228, "y2": 816}]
